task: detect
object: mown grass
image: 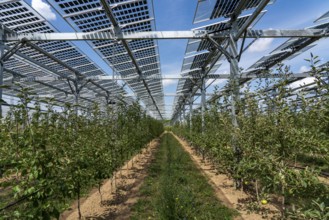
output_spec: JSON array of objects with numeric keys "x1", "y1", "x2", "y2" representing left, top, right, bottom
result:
[{"x1": 130, "y1": 133, "x2": 238, "y2": 220}]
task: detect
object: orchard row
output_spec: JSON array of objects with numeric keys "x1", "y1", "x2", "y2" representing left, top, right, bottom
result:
[
  {"x1": 0, "y1": 88, "x2": 163, "y2": 219},
  {"x1": 174, "y1": 61, "x2": 329, "y2": 219}
]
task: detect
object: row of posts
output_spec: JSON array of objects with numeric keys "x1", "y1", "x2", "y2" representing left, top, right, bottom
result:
[
  {"x1": 177, "y1": 76, "x2": 206, "y2": 134},
  {"x1": 175, "y1": 30, "x2": 241, "y2": 188}
]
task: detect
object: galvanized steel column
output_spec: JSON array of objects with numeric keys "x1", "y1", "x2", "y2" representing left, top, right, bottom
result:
[
  {"x1": 183, "y1": 105, "x2": 186, "y2": 124},
  {"x1": 228, "y1": 34, "x2": 240, "y2": 136},
  {"x1": 228, "y1": 31, "x2": 242, "y2": 189},
  {"x1": 189, "y1": 95, "x2": 193, "y2": 133},
  {"x1": 201, "y1": 77, "x2": 206, "y2": 134},
  {"x1": 0, "y1": 26, "x2": 4, "y2": 118}
]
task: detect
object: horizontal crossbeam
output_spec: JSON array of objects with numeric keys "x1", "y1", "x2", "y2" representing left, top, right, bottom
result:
[
  {"x1": 7, "y1": 72, "x2": 328, "y2": 82},
  {"x1": 3, "y1": 29, "x2": 329, "y2": 41}
]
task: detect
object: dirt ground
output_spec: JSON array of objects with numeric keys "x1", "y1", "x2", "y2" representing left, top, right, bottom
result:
[
  {"x1": 3, "y1": 132, "x2": 327, "y2": 219},
  {"x1": 63, "y1": 132, "x2": 329, "y2": 220},
  {"x1": 60, "y1": 137, "x2": 160, "y2": 220},
  {"x1": 319, "y1": 176, "x2": 329, "y2": 185},
  {"x1": 171, "y1": 132, "x2": 281, "y2": 220}
]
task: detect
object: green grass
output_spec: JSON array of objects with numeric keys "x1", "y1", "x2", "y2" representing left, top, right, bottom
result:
[{"x1": 130, "y1": 133, "x2": 238, "y2": 220}]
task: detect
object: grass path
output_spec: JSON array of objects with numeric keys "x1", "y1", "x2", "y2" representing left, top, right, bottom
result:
[{"x1": 130, "y1": 132, "x2": 238, "y2": 220}]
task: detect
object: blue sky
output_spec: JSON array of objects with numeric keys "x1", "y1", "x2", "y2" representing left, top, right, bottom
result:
[{"x1": 25, "y1": 0, "x2": 329, "y2": 118}]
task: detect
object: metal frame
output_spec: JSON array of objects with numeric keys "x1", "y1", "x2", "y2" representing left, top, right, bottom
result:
[
  {"x1": 0, "y1": 0, "x2": 328, "y2": 121},
  {"x1": 4, "y1": 29, "x2": 329, "y2": 41},
  {"x1": 167, "y1": 0, "x2": 329, "y2": 188}
]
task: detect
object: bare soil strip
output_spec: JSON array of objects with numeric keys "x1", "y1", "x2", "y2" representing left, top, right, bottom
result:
[
  {"x1": 171, "y1": 132, "x2": 281, "y2": 220},
  {"x1": 318, "y1": 176, "x2": 329, "y2": 185},
  {"x1": 60, "y1": 137, "x2": 160, "y2": 220}
]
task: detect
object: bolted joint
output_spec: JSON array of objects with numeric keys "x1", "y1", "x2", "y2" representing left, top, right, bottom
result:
[
  {"x1": 113, "y1": 27, "x2": 122, "y2": 35},
  {"x1": 206, "y1": 35, "x2": 233, "y2": 62},
  {"x1": 21, "y1": 37, "x2": 28, "y2": 43}
]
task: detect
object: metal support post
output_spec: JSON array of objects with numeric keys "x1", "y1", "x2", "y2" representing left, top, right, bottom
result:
[
  {"x1": 67, "y1": 79, "x2": 89, "y2": 115},
  {"x1": 189, "y1": 95, "x2": 193, "y2": 134},
  {"x1": 183, "y1": 105, "x2": 186, "y2": 124},
  {"x1": 73, "y1": 81, "x2": 80, "y2": 115},
  {"x1": 86, "y1": 104, "x2": 92, "y2": 118},
  {"x1": 105, "y1": 94, "x2": 110, "y2": 106},
  {"x1": 228, "y1": 30, "x2": 243, "y2": 188},
  {"x1": 74, "y1": 93, "x2": 80, "y2": 115},
  {"x1": 229, "y1": 34, "x2": 240, "y2": 131},
  {"x1": 201, "y1": 77, "x2": 206, "y2": 134},
  {"x1": 0, "y1": 26, "x2": 4, "y2": 118},
  {"x1": 270, "y1": 88, "x2": 277, "y2": 115}
]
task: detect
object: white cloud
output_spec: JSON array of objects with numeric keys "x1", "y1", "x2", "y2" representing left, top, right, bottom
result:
[
  {"x1": 163, "y1": 79, "x2": 177, "y2": 87},
  {"x1": 248, "y1": 38, "x2": 273, "y2": 53},
  {"x1": 161, "y1": 66, "x2": 181, "y2": 88},
  {"x1": 162, "y1": 72, "x2": 180, "y2": 87},
  {"x1": 288, "y1": 77, "x2": 316, "y2": 89},
  {"x1": 299, "y1": 65, "x2": 310, "y2": 72},
  {"x1": 32, "y1": 0, "x2": 56, "y2": 21}
]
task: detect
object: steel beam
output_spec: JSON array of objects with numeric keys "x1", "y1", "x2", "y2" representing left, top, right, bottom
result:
[
  {"x1": 4, "y1": 29, "x2": 329, "y2": 41},
  {"x1": 235, "y1": 0, "x2": 271, "y2": 39},
  {"x1": 189, "y1": 95, "x2": 193, "y2": 134},
  {"x1": 0, "y1": 26, "x2": 4, "y2": 117},
  {"x1": 228, "y1": 34, "x2": 240, "y2": 131},
  {"x1": 245, "y1": 29, "x2": 329, "y2": 38},
  {"x1": 0, "y1": 41, "x2": 25, "y2": 62},
  {"x1": 183, "y1": 105, "x2": 186, "y2": 124},
  {"x1": 201, "y1": 77, "x2": 206, "y2": 134}
]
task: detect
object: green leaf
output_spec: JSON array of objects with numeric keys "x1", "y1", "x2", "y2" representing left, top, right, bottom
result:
[
  {"x1": 0, "y1": 85, "x2": 11, "y2": 89},
  {"x1": 13, "y1": 185, "x2": 21, "y2": 193}
]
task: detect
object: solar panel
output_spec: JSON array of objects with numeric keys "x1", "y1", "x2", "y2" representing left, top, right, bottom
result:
[
  {"x1": 248, "y1": 50, "x2": 287, "y2": 69},
  {"x1": 248, "y1": 21, "x2": 329, "y2": 71},
  {"x1": 172, "y1": 12, "x2": 266, "y2": 118},
  {"x1": 172, "y1": 1, "x2": 329, "y2": 119},
  {"x1": 193, "y1": 0, "x2": 273, "y2": 23},
  {"x1": 0, "y1": 0, "x2": 134, "y2": 110},
  {"x1": 315, "y1": 10, "x2": 329, "y2": 23},
  {"x1": 1, "y1": 0, "x2": 328, "y2": 120},
  {"x1": 186, "y1": 13, "x2": 263, "y2": 55},
  {"x1": 48, "y1": 0, "x2": 164, "y2": 118}
]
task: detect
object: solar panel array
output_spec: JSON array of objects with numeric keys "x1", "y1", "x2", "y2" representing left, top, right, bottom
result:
[
  {"x1": 247, "y1": 22, "x2": 329, "y2": 71},
  {"x1": 1, "y1": 0, "x2": 329, "y2": 120},
  {"x1": 193, "y1": 0, "x2": 274, "y2": 23},
  {"x1": 47, "y1": 0, "x2": 165, "y2": 119},
  {"x1": 0, "y1": 0, "x2": 133, "y2": 110},
  {"x1": 241, "y1": 20, "x2": 329, "y2": 87},
  {"x1": 207, "y1": 20, "x2": 329, "y2": 107},
  {"x1": 172, "y1": 11, "x2": 266, "y2": 120},
  {"x1": 173, "y1": 0, "x2": 329, "y2": 120}
]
